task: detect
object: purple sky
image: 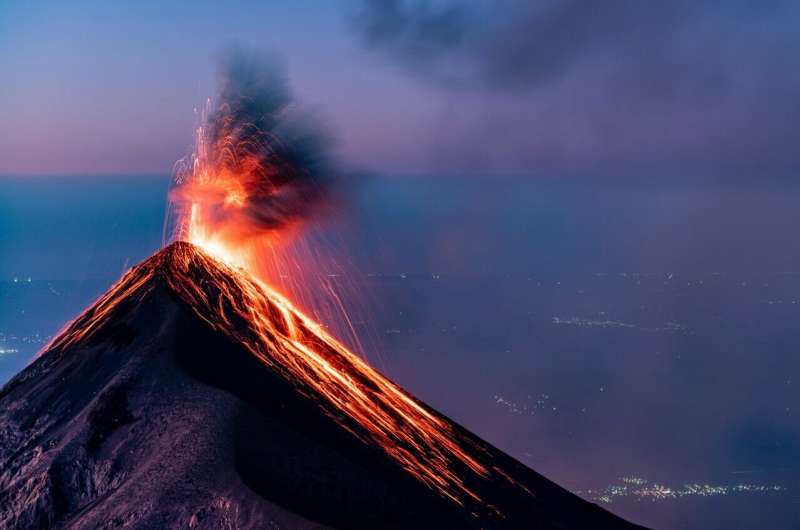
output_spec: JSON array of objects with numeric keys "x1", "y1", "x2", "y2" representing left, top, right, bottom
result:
[{"x1": 1, "y1": 0, "x2": 798, "y2": 179}]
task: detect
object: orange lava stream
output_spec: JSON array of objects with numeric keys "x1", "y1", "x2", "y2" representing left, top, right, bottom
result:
[
  {"x1": 165, "y1": 243, "x2": 491, "y2": 505},
  {"x1": 47, "y1": 242, "x2": 502, "y2": 506}
]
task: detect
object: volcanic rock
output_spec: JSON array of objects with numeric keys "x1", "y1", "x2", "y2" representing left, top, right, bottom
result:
[{"x1": 0, "y1": 242, "x2": 647, "y2": 529}]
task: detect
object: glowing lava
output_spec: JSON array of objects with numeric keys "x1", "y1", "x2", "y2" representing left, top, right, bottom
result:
[{"x1": 48, "y1": 242, "x2": 506, "y2": 508}]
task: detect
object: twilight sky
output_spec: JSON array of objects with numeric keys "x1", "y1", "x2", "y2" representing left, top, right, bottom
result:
[{"x1": 1, "y1": 0, "x2": 798, "y2": 179}]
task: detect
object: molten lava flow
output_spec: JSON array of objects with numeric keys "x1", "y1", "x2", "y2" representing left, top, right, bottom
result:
[
  {"x1": 165, "y1": 244, "x2": 491, "y2": 505},
  {"x1": 48, "y1": 242, "x2": 509, "y2": 508}
]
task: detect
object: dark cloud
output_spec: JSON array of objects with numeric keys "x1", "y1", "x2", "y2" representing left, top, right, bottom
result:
[
  {"x1": 354, "y1": 0, "x2": 800, "y2": 178},
  {"x1": 356, "y1": 0, "x2": 689, "y2": 90}
]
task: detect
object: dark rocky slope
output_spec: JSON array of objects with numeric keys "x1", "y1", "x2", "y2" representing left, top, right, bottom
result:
[{"x1": 0, "y1": 242, "x2": 647, "y2": 529}]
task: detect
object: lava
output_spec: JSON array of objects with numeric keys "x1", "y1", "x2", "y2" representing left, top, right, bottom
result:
[
  {"x1": 48, "y1": 242, "x2": 503, "y2": 507},
  {"x1": 164, "y1": 50, "x2": 331, "y2": 285}
]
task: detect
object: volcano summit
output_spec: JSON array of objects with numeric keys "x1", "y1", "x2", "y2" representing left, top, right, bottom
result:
[{"x1": 0, "y1": 242, "x2": 645, "y2": 529}]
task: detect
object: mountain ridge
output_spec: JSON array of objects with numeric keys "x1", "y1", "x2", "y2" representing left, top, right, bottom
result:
[{"x1": 0, "y1": 242, "x2": 647, "y2": 529}]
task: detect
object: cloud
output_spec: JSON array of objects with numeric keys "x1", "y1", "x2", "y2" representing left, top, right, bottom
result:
[{"x1": 353, "y1": 0, "x2": 800, "y2": 178}]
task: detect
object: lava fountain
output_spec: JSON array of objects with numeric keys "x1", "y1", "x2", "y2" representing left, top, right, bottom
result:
[
  {"x1": 165, "y1": 50, "x2": 332, "y2": 277},
  {"x1": 159, "y1": 51, "x2": 523, "y2": 509}
]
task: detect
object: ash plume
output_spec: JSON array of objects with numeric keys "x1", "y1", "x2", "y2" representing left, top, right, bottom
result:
[{"x1": 169, "y1": 49, "x2": 333, "y2": 242}]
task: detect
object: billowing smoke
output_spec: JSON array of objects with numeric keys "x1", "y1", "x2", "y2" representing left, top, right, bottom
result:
[{"x1": 169, "y1": 49, "x2": 332, "y2": 243}]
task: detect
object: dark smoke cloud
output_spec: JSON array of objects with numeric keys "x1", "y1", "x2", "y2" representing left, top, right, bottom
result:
[
  {"x1": 354, "y1": 0, "x2": 800, "y2": 178},
  {"x1": 172, "y1": 49, "x2": 333, "y2": 239},
  {"x1": 355, "y1": 0, "x2": 691, "y2": 90}
]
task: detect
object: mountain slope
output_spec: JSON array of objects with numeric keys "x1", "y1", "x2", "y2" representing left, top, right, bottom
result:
[{"x1": 0, "y1": 242, "x2": 646, "y2": 529}]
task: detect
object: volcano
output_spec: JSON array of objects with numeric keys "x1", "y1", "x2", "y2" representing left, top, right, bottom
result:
[{"x1": 0, "y1": 242, "x2": 645, "y2": 529}]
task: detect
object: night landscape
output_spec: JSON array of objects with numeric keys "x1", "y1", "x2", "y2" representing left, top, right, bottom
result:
[{"x1": 1, "y1": 2, "x2": 799, "y2": 529}]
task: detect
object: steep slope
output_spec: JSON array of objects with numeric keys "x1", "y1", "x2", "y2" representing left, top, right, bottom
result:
[{"x1": 0, "y1": 242, "x2": 647, "y2": 529}]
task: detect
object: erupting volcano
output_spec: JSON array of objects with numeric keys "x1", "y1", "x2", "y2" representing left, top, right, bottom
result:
[
  {"x1": 0, "y1": 52, "x2": 646, "y2": 529},
  {"x1": 0, "y1": 242, "x2": 644, "y2": 529}
]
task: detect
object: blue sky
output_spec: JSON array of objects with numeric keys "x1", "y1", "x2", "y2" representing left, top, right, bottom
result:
[{"x1": 1, "y1": 0, "x2": 798, "y2": 179}]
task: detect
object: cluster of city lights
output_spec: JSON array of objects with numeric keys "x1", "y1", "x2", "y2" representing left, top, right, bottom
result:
[{"x1": 577, "y1": 476, "x2": 785, "y2": 504}]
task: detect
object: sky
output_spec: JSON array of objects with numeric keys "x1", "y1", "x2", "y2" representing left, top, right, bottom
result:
[
  {"x1": 2, "y1": 4, "x2": 800, "y2": 528},
  {"x1": 1, "y1": 0, "x2": 798, "y2": 179}
]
